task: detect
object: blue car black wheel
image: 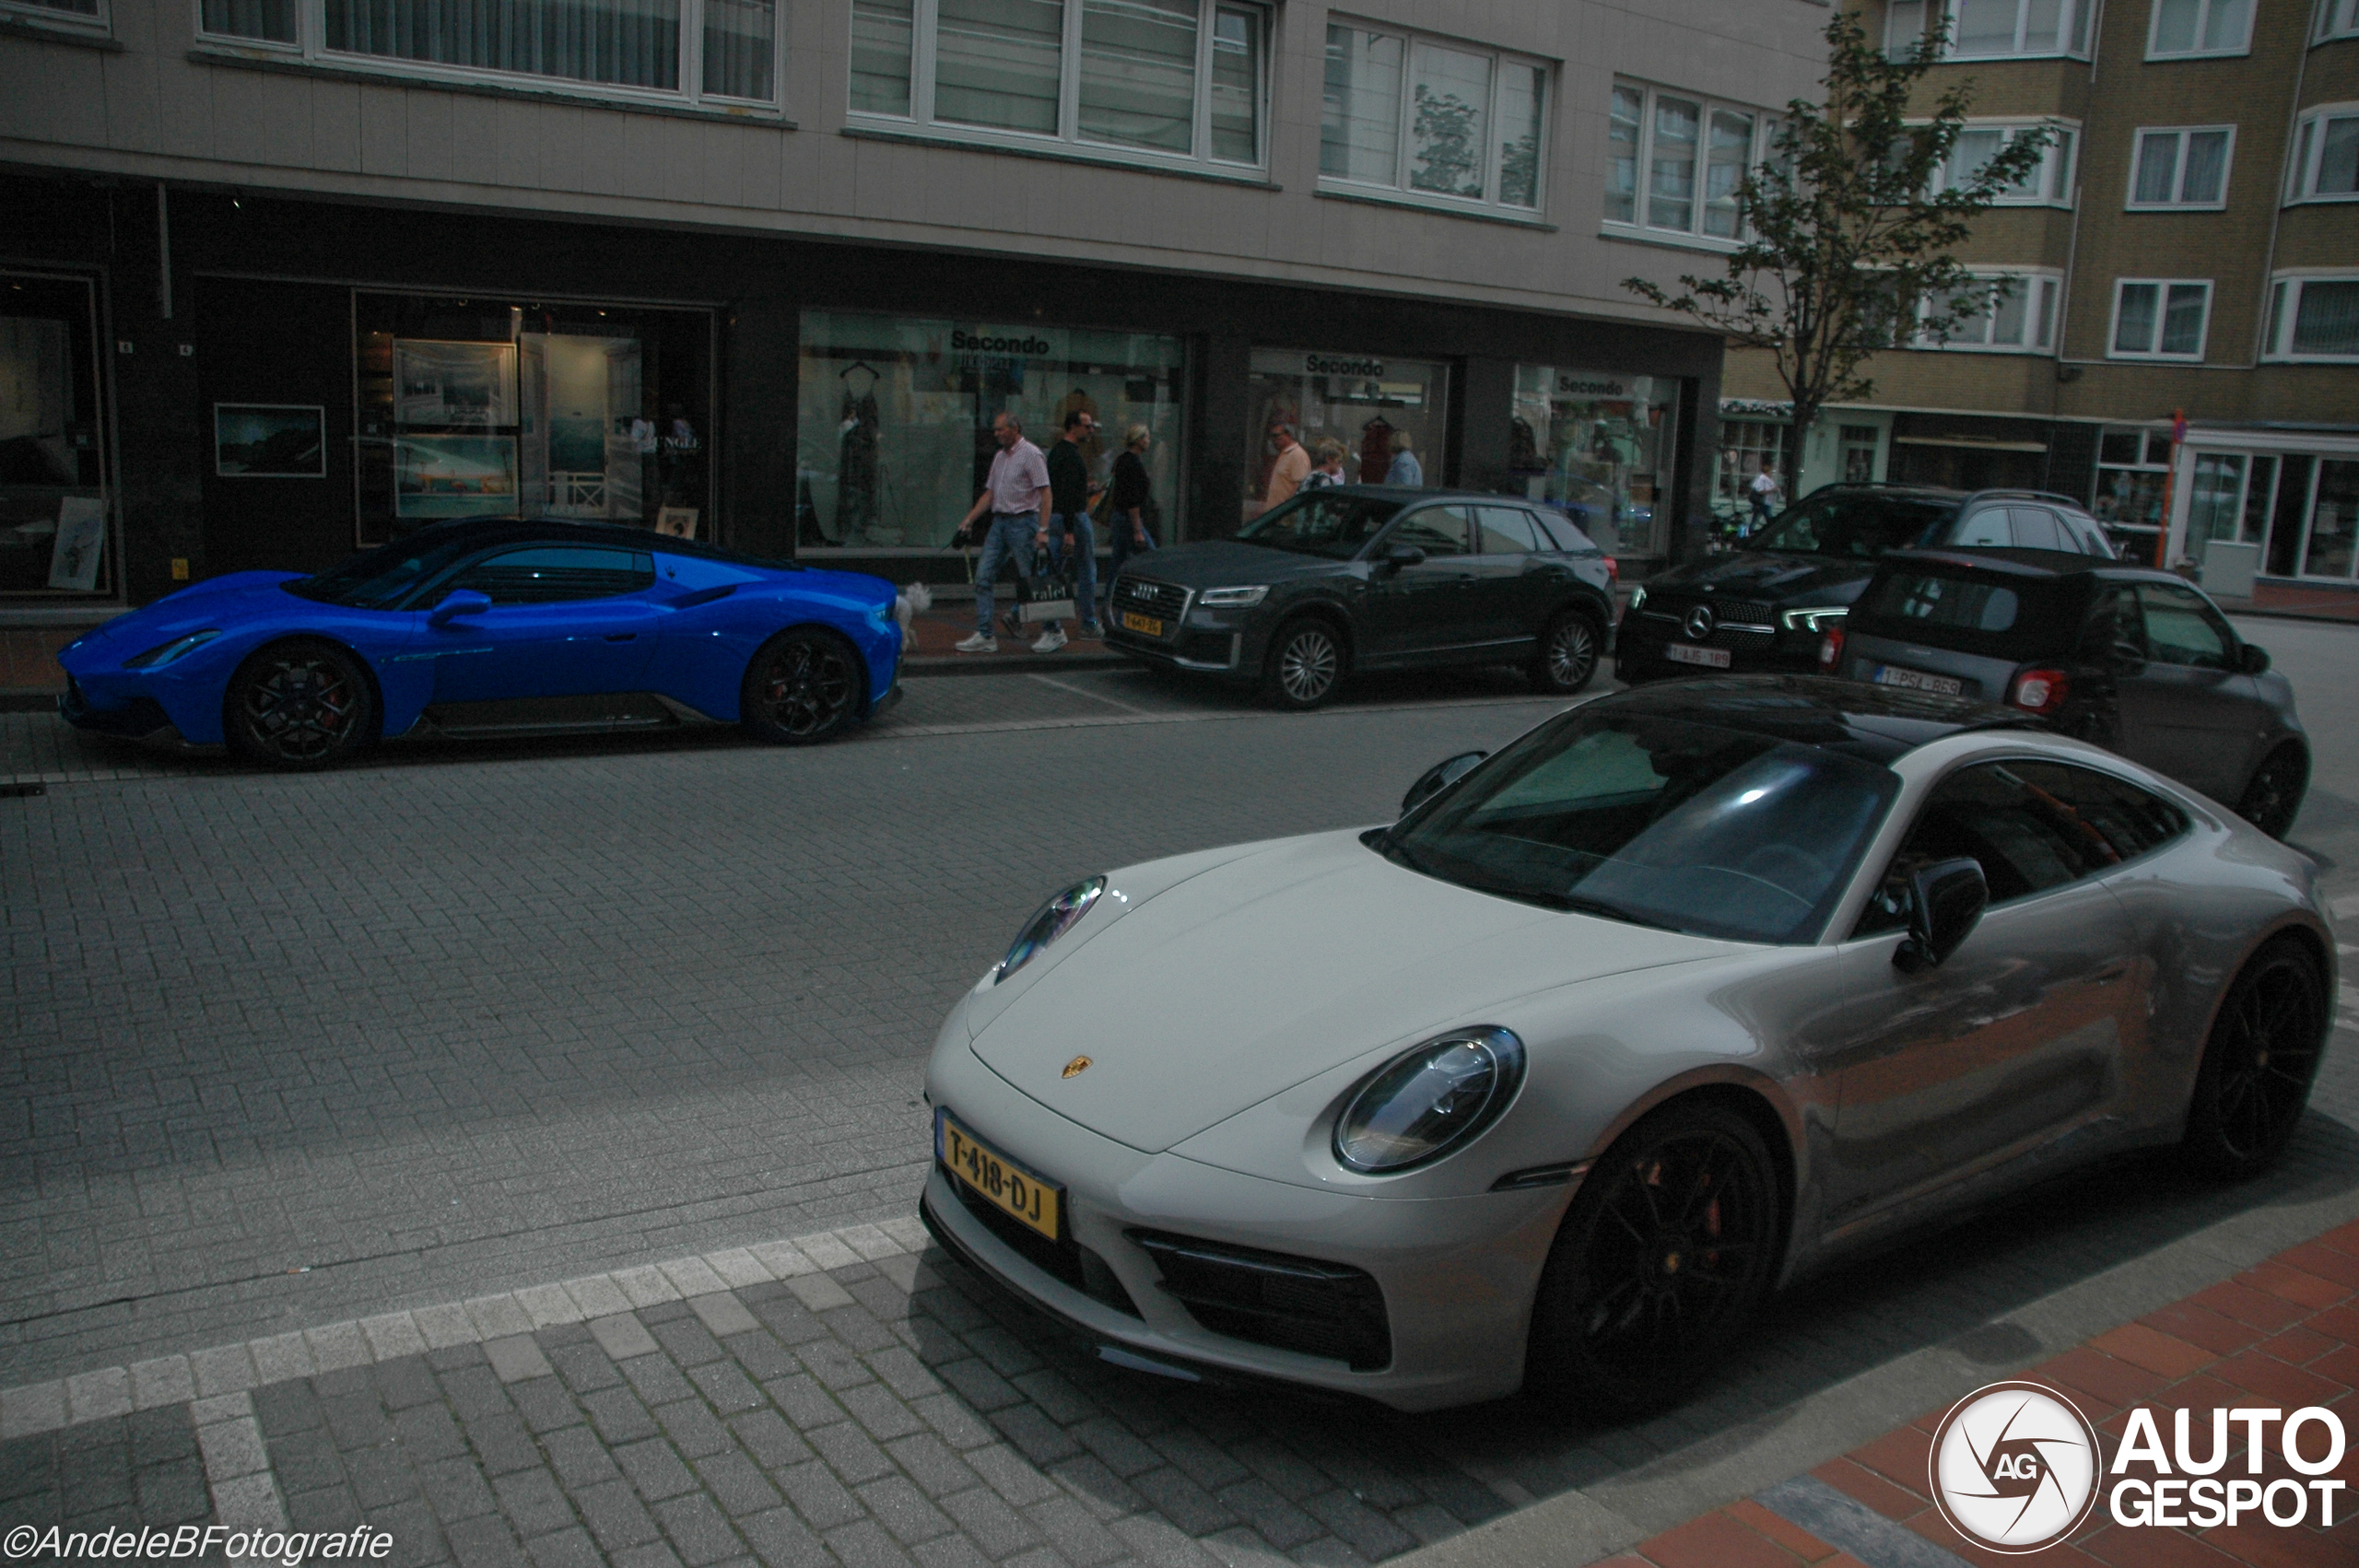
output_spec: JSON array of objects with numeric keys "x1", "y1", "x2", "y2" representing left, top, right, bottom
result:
[
  {"x1": 224, "y1": 639, "x2": 375, "y2": 771},
  {"x1": 742, "y1": 627, "x2": 863, "y2": 745}
]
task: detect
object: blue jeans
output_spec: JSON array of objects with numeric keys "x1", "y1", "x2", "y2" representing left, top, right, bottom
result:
[
  {"x1": 974, "y1": 513, "x2": 1044, "y2": 634},
  {"x1": 1050, "y1": 512, "x2": 1097, "y2": 628}
]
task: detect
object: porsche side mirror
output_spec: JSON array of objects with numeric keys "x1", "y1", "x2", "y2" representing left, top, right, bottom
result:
[
  {"x1": 1402, "y1": 751, "x2": 1486, "y2": 815},
  {"x1": 2240, "y1": 642, "x2": 2271, "y2": 674},
  {"x1": 1894, "y1": 857, "x2": 1988, "y2": 973},
  {"x1": 429, "y1": 589, "x2": 492, "y2": 626},
  {"x1": 1378, "y1": 544, "x2": 1426, "y2": 575}
]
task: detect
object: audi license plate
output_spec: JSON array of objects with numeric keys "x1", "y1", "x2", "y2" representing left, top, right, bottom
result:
[
  {"x1": 937, "y1": 1109, "x2": 1062, "y2": 1242},
  {"x1": 1121, "y1": 611, "x2": 1164, "y2": 638},
  {"x1": 1664, "y1": 643, "x2": 1732, "y2": 669},
  {"x1": 1869, "y1": 663, "x2": 1964, "y2": 696}
]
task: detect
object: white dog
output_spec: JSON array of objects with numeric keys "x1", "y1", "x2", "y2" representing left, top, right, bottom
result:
[{"x1": 894, "y1": 581, "x2": 933, "y2": 639}]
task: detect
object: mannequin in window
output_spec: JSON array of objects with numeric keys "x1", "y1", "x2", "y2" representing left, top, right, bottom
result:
[{"x1": 836, "y1": 362, "x2": 882, "y2": 544}]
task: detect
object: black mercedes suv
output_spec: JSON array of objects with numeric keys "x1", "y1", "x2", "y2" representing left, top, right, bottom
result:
[
  {"x1": 1617, "y1": 484, "x2": 2116, "y2": 683},
  {"x1": 1104, "y1": 486, "x2": 1617, "y2": 708}
]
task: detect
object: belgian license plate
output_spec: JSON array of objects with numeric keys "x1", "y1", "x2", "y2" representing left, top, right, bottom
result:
[
  {"x1": 1871, "y1": 663, "x2": 1964, "y2": 696},
  {"x1": 1121, "y1": 611, "x2": 1164, "y2": 638},
  {"x1": 937, "y1": 1109, "x2": 1062, "y2": 1242},
  {"x1": 1665, "y1": 642, "x2": 1732, "y2": 669}
]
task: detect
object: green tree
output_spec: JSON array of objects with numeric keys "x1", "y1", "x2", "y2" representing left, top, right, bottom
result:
[{"x1": 1624, "y1": 9, "x2": 2050, "y2": 499}]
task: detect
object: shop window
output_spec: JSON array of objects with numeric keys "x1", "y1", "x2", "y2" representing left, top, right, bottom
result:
[
  {"x1": 850, "y1": 0, "x2": 1267, "y2": 177},
  {"x1": 2321, "y1": 0, "x2": 2359, "y2": 42},
  {"x1": 1508, "y1": 368, "x2": 1678, "y2": 556},
  {"x1": 200, "y1": 0, "x2": 779, "y2": 107},
  {"x1": 1323, "y1": 23, "x2": 1547, "y2": 215},
  {"x1": 2149, "y1": 0, "x2": 2251, "y2": 58},
  {"x1": 796, "y1": 310, "x2": 1184, "y2": 551},
  {"x1": 1711, "y1": 417, "x2": 1784, "y2": 528},
  {"x1": 1841, "y1": 425, "x2": 1882, "y2": 483},
  {"x1": 2285, "y1": 108, "x2": 2359, "y2": 204},
  {"x1": 2301, "y1": 462, "x2": 2359, "y2": 579},
  {"x1": 1919, "y1": 275, "x2": 2059, "y2": 353},
  {"x1": 1606, "y1": 82, "x2": 1773, "y2": 242},
  {"x1": 1247, "y1": 349, "x2": 1446, "y2": 522},
  {"x1": 1886, "y1": 0, "x2": 2095, "y2": 59},
  {"x1": 0, "y1": 273, "x2": 111, "y2": 599},
  {"x1": 1933, "y1": 123, "x2": 2075, "y2": 206},
  {"x1": 2093, "y1": 427, "x2": 2174, "y2": 561},
  {"x1": 352, "y1": 293, "x2": 714, "y2": 549},
  {"x1": 2127, "y1": 127, "x2": 2233, "y2": 209},
  {"x1": 2263, "y1": 274, "x2": 2359, "y2": 362},
  {"x1": 2108, "y1": 279, "x2": 2211, "y2": 360}
]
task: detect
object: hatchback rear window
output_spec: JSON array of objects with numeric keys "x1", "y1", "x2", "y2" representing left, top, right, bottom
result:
[
  {"x1": 1866, "y1": 573, "x2": 2022, "y2": 632},
  {"x1": 1855, "y1": 567, "x2": 2075, "y2": 656}
]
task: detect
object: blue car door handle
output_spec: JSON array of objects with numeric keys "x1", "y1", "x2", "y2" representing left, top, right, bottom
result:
[{"x1": 603, "y1": 632, "x2": 637, "y2": 642}]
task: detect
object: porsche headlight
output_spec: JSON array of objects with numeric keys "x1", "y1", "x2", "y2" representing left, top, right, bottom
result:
[
  {"x1": 994, "y1": 876, "x2": 1106, "y2": 984},
  {"x1": 1333, "y1": 1027, "x2": 1526, "y2": 1174},
  {"x1": 121, "y1": 630, "x2": 220, "y2": 669},
  {"x1": 1197, "y1": 586, "x2": 1268, "y2": 607},
  {"x1": 1779, "y1": 605, "x2": 1848, "y2": 634}
]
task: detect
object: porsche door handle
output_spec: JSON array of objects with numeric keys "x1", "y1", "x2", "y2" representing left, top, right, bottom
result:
[{"x1": 603, "y1": 632, "x2": 638, "y2": 642}]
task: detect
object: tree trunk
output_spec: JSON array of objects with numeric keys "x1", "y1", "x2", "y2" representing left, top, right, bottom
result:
[{"x1": 1783, "y1": 406, "x2": 1816, "y2": 510}]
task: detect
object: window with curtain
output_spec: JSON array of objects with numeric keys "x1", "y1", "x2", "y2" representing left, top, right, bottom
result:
[
  {"x1": 852, "y1": 0, "x2": 1266, "y2": 172},
  {"x1": 1917, "y1": 275, "x2": 2060, "y2": 352},
  {"x1": 209, "y1": 0, "x2": 780, "y2": 102},
  {"x1": 1320, "y1": 22, "x2": 1548, "y2": 215},
  {"x1": 2264, "y1": 275, "x2": 2359, "y2": 360},
  {"x1": 2127, "y1": 126, "x2": 2232, "y2": 207},
  {"x1": 1894, "y1": 0, "x2": 2095, "y2": 58},
  {"x1": 2149, "y1": 0, "x2": 2251, "y2": 57},
  {"x1": 2109, "y1": 279, "x2": 2212, "y2": 359},
  {"x1": 1605, "y1": 81, "x2": 1768, "y2": 242},
  {"x1": 2285, "y1": 108, "x2": 2359, "y2": 203},
  {"x1": 1932, "y1": 122, "x2": 2073, "y2": 205}
]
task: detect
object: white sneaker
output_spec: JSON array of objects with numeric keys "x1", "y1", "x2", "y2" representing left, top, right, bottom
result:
[
  {"x1": 1031, "y1": 628, "x2": 1068, "y2": 653},
  {"x1": 955, "y1": 632, "x2": 998, "y2": 653}
]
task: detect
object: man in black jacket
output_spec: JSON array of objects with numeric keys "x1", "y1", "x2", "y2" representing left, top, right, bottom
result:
[{"x1": 1044, "y1": 409, "x2": 1101, "y2": 649}]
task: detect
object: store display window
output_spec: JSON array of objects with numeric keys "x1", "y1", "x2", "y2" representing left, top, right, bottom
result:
[
  {"x1": 1243, "y1": 349, "x2": 1447, "y2": 521},
  {"x1": 1509, "y1": 367, "x2": 1679, "y2": 556},
  {"x1": 354, "y1": 293, "x2": 714, "y2": 548},
  {"x1": 0, "y1": 272, "x2": 111, "y2": 598},
  {"x1": 2093, "y1": 426, "x2": 2173, "y2": 562},
  {"x1": 795, "y1": 310, "x2": 1185, "y2": 551}
]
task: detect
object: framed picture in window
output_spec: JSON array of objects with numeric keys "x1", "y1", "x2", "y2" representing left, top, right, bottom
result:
[
  {"x1": 393, "y1": 340, "x2": 517, "y2": 428},
  {"x1": 214, "y1": 404, "x2": 327, "y2": 478},
  {"x1": 394, "y1": 434, "x2": 519, "y2": 519}
]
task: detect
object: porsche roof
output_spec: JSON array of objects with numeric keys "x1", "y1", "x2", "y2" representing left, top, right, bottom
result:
[{"x1": 1586, "y1": 674, "x2": 2039, "y2": 766}]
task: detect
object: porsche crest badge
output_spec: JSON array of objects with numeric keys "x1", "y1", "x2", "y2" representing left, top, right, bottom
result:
[{"x1": 1061, "y1": 1056, "x2": 1093, "y2": 1079}]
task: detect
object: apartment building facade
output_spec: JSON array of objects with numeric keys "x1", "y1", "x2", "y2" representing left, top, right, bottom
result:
[
  {"x1": 1719, "y1": 0, "x2": 2359, "y2": 591},
  {"x1": 0, "y1": 0, "x2": 1832, "y2": 640}
]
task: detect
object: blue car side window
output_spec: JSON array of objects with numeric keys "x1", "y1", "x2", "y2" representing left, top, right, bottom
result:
[{"x1": 457, "y1": 547, "x2": 656, "y2": 605}]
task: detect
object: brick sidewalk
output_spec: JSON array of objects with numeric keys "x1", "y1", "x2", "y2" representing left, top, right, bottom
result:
[{"x1": 1598, "y1": 1220, "x2": 2359, "y2": 1568}]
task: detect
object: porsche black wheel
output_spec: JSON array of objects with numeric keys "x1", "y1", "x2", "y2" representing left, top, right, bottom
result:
[
  {"x1": 1527, "y1": 1101, "x2": 1780, "y2": 1416},
  {"x1": 2235, "y1": 743, "x2": 2308, "y2": 842},
  {"x1": 741, "y1": 628, "x2": 863, "y2": 744},
  {"x1": 2183, "y1": 936, "x2": 2326, "y2": 1180},
  {"x1": 224, "y1": 639, "x2": 375, "y2": 771},
  {"x1": 1531, "y1": 611, "x2": 1602, "y2": 696},
  {"x1": 1263, "y1": 619, "x2": 1344, "y2": 710}
]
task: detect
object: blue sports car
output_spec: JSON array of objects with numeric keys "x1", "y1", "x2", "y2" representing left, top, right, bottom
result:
[{"x1": 58, "y1": 519, "x2": 903, "y2": 769}]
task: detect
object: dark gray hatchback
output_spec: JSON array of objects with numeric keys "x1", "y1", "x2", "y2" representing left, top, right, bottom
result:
[
  {"x1": 1103, "y1": 486, "x2": 1617, "y2": 708},
  {"x1": 1835, "y1": 548, "x2": 2309, "y2": 837}
]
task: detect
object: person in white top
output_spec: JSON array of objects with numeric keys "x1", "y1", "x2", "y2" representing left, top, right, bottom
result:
[
  {"x1": 1749, "y1": 468, "x2": 1781, "y2": 531},
  {"x1": 954, "y1": 413, "x2": 1053, "y2": 654}
]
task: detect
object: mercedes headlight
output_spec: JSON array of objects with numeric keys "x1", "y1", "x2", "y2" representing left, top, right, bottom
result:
[
  {"x1": 1197, "y1": 586, "x2": 1269, "y2": 607},
  {"x1": 1333, "y1": 1027, "x2": 1526, "y2": 1173},
  {"x1": 1779, "y1": 605, "x2": 1848, "y2": 634},
  {"x1": 1625, "y1": 585, "x2": 1648, "y2": 614},
  {"x1": 994, "y1": 877, "x2": 1105, "y2": 984},
  {"x1": 121, "y1": 630, "x2": 220, "y2": 669}
]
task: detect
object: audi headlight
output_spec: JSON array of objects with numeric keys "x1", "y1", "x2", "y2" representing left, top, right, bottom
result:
[
  {"x1": 1197, "y1": 586, "x2": 1268, "y2": 607},
  {"x1": 1333, "y1": 1027, "x2": 1526, "y2": 1173},
  {"x1": 994, "y1": 877, "x2": 1106, "y2": 984},
  {"x1": 1779, "y1": 605, "x2": 1848, "y2": 634},
  {"x1": 121, "y1": 630, "x2": 220, "y2": 669}
]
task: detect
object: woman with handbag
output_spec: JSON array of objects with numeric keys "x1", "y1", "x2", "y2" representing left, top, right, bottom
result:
[{"x1": 1105, "y1": 425, "x2": 1157, "y2": 605}]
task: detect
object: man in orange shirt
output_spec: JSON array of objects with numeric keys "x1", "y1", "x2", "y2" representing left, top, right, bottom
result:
[{"x1": 1263, "y1": 423, "x2": 1310, "y2": 509}]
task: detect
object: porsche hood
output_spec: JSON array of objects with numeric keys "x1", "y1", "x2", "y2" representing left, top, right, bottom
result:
[{"x1": 966, "y1": 829, "x2": 1727, "y2": 1153}]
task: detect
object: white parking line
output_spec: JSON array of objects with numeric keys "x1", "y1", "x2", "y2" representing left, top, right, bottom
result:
[{"x1": 1026, "y1": 672, "x2": 1153, "y2": 715}]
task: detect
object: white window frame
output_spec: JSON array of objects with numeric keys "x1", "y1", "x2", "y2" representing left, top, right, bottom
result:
[
  {"x1": 1317, "y1": 19, "x2": 1551, "y2": 218},
  {"x1": 847, "y1": 0, "x2": 1272, "y2": 178},
  {"x1": 2108, "y1": 278, "x2": 2214, "y2": 360},
  {"x1": 2320, "y1": 0, "x2": 2359, "y2": 42},
  {"x1": 1928, "y1": 119, "x2": 2078, "y2": 206},
  {"x1": 192, "y1": 0, "x2": 787, "y2": 111},
  {"x1": 2262, "y1": 271, "x2": 2359, "y2": 362},
  {"x1": 1913, "y1": 271, "x2": 2063, "y2": 354},
  {"x1": 2285, "y1": 104, "x2": 2359, "y2": 204},
  {"x1": 2147, "y1": 0, "x2": 2254, "y2": 58},
  {"x1": 1892, "y1": 0, "x2": 2096, "y2": 61},
  {"x1": 2, "y1": 0, "x2": 109, "y2": 34},
  {"x1": 2125, "y1": 125, "x2": 2236, "y2": 210},
  {"x1": 1603, "y1": 79, "x2": 1776, "y2": 249}
]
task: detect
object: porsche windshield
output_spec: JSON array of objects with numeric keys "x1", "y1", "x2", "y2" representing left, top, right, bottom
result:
[
  {"x1": 283, "y1": 532, "x2": 483, "y2": 608},
  {"x1": 1752, "y1": 491, "x2": 1956, "y2": 559},
  {"x1": 1235, "y1": 493, "x2": 1401, "y2": 558},
  {"x1": 1379, "y1": 712, "x2": 1897, "y2": 943}
]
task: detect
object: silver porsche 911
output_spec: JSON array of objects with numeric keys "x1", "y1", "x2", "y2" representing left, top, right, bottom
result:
[{"x1": 918, "y1": 676, "x2": 2332, "y2": 1413}]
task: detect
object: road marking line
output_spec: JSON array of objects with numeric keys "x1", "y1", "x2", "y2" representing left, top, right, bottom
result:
[{"x1": 1027, "y1": 672, "x2": 1153, "y2": 714}]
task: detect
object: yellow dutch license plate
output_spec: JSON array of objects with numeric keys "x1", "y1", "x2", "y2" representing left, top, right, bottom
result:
[
  {"x1": 1121, "y1": 611, "x2": 1164, "y2": 638},
  {"x1": 937, "y1": 1110, "x2": 1062, "y2": 1242}
]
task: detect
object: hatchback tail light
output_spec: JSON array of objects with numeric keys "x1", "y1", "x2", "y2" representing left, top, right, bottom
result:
[
  {"x1": 1604, "y1": 555, "x2": 1620, "y2": 588},
  {"x1": 2009, "y1": 667, "x2": 2071, "y2": 714},
  {"x1": 1819, "y1": 626, "x2": 1845, "y2": 672}
]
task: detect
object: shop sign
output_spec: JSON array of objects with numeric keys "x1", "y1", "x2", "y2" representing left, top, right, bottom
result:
[
  {"x1": 1557, "y1": 373, "x2": 1632, "y2": 398},
  {"x1": 1251, "y1": 347, "x2": 1423, "y2": 381},
  {"x1": 949, "y1": 328, "x2": 1061, "y2": 363}
]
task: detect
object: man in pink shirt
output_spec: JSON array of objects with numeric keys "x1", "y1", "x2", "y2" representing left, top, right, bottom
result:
[
  {"x1": 1264, "y1": 423, "x2": 1311, "y2": 510},
  {"x1": 954, "y1": 412, "x2": 1052, "y2": 654}
]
